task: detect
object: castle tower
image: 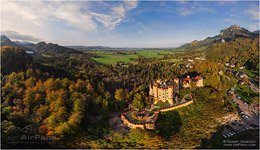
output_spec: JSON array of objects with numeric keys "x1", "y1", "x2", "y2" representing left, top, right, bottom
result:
[
  {"x1": 167, "y1": 86, "x2": 174, "y2": 105},
  {"x1": 149, "y1": 84, "x2": 153, "y2": 96},
  {"x1": 174, "y1": 78, "x2": 180, "y2": 94},
  {"x1": 152, "y1": 83, "x2": 158, "y2": 104},
  {"x1": 174, "y1": 78, "x2": 179, "y2": 84},
  {"x1": 149, "y1": 78, "x2": 179, "y2": 105},
  {"x1": 153, "y1": 84, "x2": 158, "y2": 98}
]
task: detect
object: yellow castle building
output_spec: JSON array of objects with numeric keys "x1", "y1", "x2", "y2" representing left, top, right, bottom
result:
[{"x1": 149, "y1": 78, "x2": 179, "y2": 105}]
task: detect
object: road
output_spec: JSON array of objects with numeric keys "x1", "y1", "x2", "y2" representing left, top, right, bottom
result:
[
  {"x1": 109, "y1": 112, "x2": 130, "y2": 133},
  {"x1": 248, "y1": 80, "x2": 260, "y2": 93},
  {"x1": 222, "y1": 89, "x2": 259, "y2": 138},
  {"x1": 219, "y1": 67, "x2": 259, "y2": 138}
]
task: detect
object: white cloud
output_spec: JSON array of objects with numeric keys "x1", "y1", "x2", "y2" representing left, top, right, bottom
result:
[
  {"x1": 224, "y1": 18, "x2": 237, "y2": 23},
  {"x1": 53, "y1": 2, "x2": 97, "y2": 31},
  {"x1": 218, "y1": 1, "x2": 237, "y2": 5},
  {"x1": 1, "y1": 0, "x2": 138, "y2": 42},
  {"x1": 1, "y1": 1, "x2": 99, "y2": 43},
  {"x1": 248, "y1": 23, "x2": 259, "y2": 31},
  {"x1": 1, "y1": 30, "x2": 40, "y2": 42},
  {"x1": 137, "y1": 25, "x2": 151, "y2": 34},
  {"x1": 177, "y1": 2, "x2": 214, "y2": 16},
  {"x1": 91, "y1": 1, "x2": 138, "y2": 30},
  {"x1": 244, "y1": 5, "x2": 259, "y2": 20},
  {"x1": 1, "y1": 1, "x2": 96, "y2": 32}
]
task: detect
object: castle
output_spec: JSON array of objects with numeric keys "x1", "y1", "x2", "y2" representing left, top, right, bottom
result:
[
  {"x1": 149, "y1": 78, "x2": 179, "y2": 105},
  {"x1": 120, "y1": 76, "x2": 201, "y2": 130},
  {"x1": 149, "y1": 76, "x2": 203, "y2": 105}
]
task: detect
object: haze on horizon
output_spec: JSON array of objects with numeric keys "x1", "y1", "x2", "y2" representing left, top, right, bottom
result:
[{"x1": 1, "y1": 0, "x2": 259, "y2": 48}]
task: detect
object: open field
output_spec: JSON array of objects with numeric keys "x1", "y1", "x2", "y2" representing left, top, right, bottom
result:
[
  {"x1": 89, "y1": 50, "x2": 182, "y2": 65},
  {"x1": 244, "y1": 69, "x2": 259, "y2": 79},
  {"x1": 154, "y1": 101, "x2": 170, "y2": 108}
]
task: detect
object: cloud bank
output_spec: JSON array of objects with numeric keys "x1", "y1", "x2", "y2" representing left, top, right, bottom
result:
[
  {"x1": 244, "y1": 5, "x2": 259, "y2": 20},
  {"x1": 1, "y1": 1, "x2": 138, "y2": 42},
  {"x1": 1, "y1": 30, "x2": 40, "y2": 42}
]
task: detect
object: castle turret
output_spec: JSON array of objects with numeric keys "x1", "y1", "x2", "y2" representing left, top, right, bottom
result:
[
  {"x1": 174, "y1": 78, "x2": 179, "y2": 84},
  {"x1": 149, "y1": 78, "x2": 179, "y2": 105},
  {"x1": 149, "y1": 84, "x2": 153, "y2": 96},
  {"x1": 167, "y1": 86, "x2": 174, "y2": 105}
]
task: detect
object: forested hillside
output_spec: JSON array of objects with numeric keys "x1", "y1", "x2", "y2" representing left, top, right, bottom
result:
[{"x1": 1, "y1": 25, "x2": 259, "y2": 148}]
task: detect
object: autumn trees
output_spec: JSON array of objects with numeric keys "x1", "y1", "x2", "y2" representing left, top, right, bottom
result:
[
  {"x1": 1, "y1": 46, "x2": 32, "y2": 75},
  {"x1": 1, "y1": 35, "x2": 259, "y2": 148},
  {"x1": 1, "y1": 71, "x2": 95, "y2": 140},
  {"x1": 206, "y1": 38, "x2": 259, "y2": 71},
  {"x1": 132, "y1": 92, "x2": 147, "y2": 110}
]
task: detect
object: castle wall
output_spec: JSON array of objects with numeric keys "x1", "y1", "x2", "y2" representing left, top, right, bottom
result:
[
  {"x1": 153, "y1": 85, "x2": 158, "y2": 98},
  {"x1": 196, "y1": 79, "x2": 204, "y2": 87},
  {"x1": 121, "y1": 100, "x2": 194, "y2": 130},
  {"x1": 174, "y1": 78, "x2": 179, "y2": 84},
  {"x1": 120, "y1": 113, "x2": 157, "y2": 129},
  {"x1": 149, "y1": 84, "x2": 153, "y2": 96},
  {"x1": 183, "y1": 83, "x2": 191, "y2": 88},
  {"x1": 121, "y1": 114, "x2": 145, "y2": 129}
]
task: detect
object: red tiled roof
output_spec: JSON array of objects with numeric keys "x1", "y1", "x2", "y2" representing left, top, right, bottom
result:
[
  {"x1": 193, "y1": 76, "x2": 202, "y2": 81},
  {"x1": 184, "y1": 78, "x2": 191, "y2": 82}
]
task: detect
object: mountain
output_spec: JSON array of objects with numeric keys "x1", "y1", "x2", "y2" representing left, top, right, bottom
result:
[
  {"x1": 14, "y1": 41, "x2": 35, "y2": 50},
  {"x1": 1, "y1": 35, "x2": 20, "y2": 47},
  {"x1": 67, "y1": 46, "x2": 146, "y2": 51},
  {"x1": 67, "y1": 46, "x2": 172, "y2": 51},
  {"x1": 180, "y1": 25, "x2": 259, "y2": 50},
  {"x1": 67, "y1": 46, "x2": 111, "y2": 50},
  {"x1": 34, "y1": 42, "x2": 82, "y2": 54},
  {"x1": 1, "y1": 35, "x2": 81, "y2": 54},
  {"x1": 219, "y1": 25, "x2": 258, "y2": 40},
  {"x1": 1, "y1": 35, "x2": 35, "y2": 51}
]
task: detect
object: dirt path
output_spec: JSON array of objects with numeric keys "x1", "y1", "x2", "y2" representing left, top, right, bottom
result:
[{"x1": 109, "y1": 112, "x2": 130, "y2": 133}]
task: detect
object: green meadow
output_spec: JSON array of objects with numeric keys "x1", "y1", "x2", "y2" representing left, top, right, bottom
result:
[
  {"x1": 235, "y1": 84, "x2": 259, "y2": 104},
  {"x1": 89, "y1": 50, "x2": 182, "y2": 65}
]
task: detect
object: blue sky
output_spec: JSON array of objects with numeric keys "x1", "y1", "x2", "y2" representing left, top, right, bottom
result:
[{"x1": 1, "y1": 1, "x2": 259, "y2": 47}]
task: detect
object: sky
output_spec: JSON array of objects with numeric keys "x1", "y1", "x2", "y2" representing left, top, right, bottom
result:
[{"x1": 1, "y1": 0, "x2": 259, "y2": 47}]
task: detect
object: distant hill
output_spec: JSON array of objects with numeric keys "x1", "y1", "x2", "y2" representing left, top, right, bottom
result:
[
  {"x1": 34, "y1": 42, "x2": 82, "y2": 54},
  {"x1": 14, "y1": 41, "x2": 35, "y2": 50},
  {"x1": 179, "y1": 25, "x2": 259, "y2": 50},
  {"x1": 67, "y1": 46, "x2": 147, "y2": 51},
  {"x1": 67, "y1": 46, "x2": 173, "y2": 51},
  {"x1": 1, "y1": 35, "x2": 20, "y2": 47},
  {"x1": 0, "y1": 46, "x2": 33, "y2": 74},
  {"x1": 1, "y1": 35, "x2": 35, "y2": 52},
  {"x1": 1, "y1": 35, "x2": 81, "y2": 54},
  {"x1": 67, "y1": 46, "x2": 112, "y2": 51}
]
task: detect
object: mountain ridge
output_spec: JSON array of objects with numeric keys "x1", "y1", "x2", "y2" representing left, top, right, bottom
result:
[
  {"x1": 1, "y1": 35, "x2": 81, "y2": 54},
  {"x1": 179, "y1": 25, "x2": 259, "y2": 50},
  {"x1": 1, "y1": 25, "x2": 258, "y2": 52}
]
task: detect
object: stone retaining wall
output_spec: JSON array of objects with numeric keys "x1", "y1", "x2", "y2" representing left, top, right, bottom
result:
[
  {"x1": 121, "y1": 100, "x2": 193, "y2": 129},
  {"x1": 121, "y1": 113, "x2": 146, "y2": 129}
]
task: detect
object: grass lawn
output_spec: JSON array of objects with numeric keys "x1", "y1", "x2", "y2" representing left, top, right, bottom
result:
[
  {"x1": 89, "y1": 50, "x2": 180, "y2": 65},
  {"x1": 91, "y1": 54, "x2": 138, "y2": 65},
  {"x1": 244, "y1": 69, "x2": 259, "y2": 79},
  {"x1": 154, "y1": 101, "x2": 170, "y2": 108},
  {"x1": 235, "y1": 84, "x2": 259, "y2": 104}
]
